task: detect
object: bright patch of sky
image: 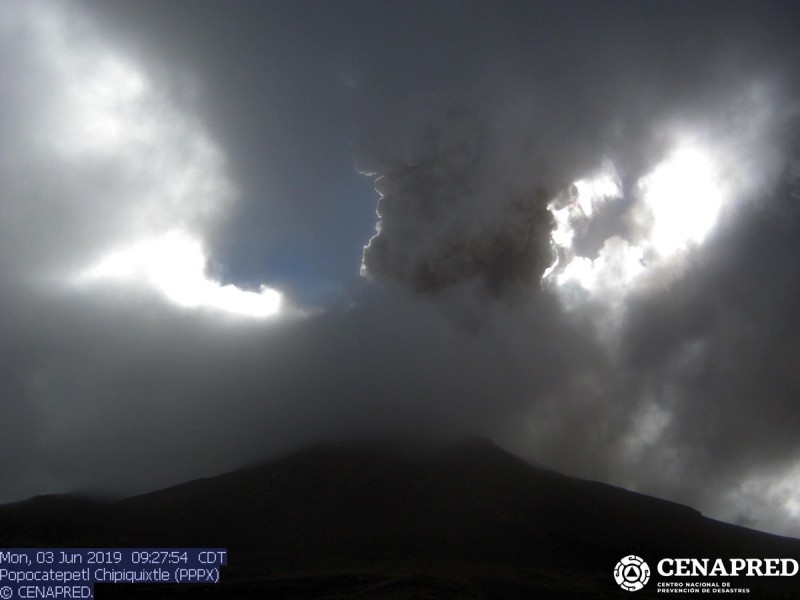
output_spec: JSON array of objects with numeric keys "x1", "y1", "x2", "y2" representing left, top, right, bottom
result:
[{"x1": 25, "y1": 2, "x2": 284, "y2": 319}]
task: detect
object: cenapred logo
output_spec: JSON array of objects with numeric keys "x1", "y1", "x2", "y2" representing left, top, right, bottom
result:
[{"x1": 614, "y1": 555, "x2": 651, "y2": 592}]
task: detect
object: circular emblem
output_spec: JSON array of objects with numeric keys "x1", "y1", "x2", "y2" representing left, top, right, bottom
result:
[{"x1": 614, "y1": 555, "x2": 650, "y2": 592}]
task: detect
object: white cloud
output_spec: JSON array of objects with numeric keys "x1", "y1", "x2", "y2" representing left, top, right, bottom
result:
[
  {"x1": 716, "y1": 460, "x2": 800, "y2": 537},
  {"x1": 3, "y1": 0, "x2": 283, "y2": 318},
  {"x1": 79, "y1": 230, "x2": 282, "y2": 318}
]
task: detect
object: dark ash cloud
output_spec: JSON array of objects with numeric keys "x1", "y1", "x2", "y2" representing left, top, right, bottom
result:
[{"x1": 359, "y1": 105, "x2": 556, "y2": 296}]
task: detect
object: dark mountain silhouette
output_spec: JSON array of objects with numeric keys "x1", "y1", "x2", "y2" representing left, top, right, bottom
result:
[{"x1": 2, "y1": 438, "x2": 799, "y2": 598}]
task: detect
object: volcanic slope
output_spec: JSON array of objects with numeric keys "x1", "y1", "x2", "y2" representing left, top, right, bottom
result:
[{"x1": 2, "y1": 438, "x2": 799, "y2": 598}]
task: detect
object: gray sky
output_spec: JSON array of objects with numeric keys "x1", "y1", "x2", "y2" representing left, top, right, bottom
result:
[{"x1": 2, "y1": 0, "x2": 800, "y2": 536}]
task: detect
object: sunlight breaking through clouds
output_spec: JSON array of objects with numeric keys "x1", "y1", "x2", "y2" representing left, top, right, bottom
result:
[
  {"x1": 637, "y1": 146, "x2": 724, "y2": 258},
  {"x1": 80, "y1": 231, "x2": 282, "y2": 318},
  {"x1": 545, "y1": 142, "x2": 727, "y2": 301},
  {"x1": 17, "y1": 1, "x2": 285, "y2": 319}
]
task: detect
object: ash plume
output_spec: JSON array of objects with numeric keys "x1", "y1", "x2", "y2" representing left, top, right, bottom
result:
[{"x1": 359, "y1": 105, "x2": 558, "y2": 297}]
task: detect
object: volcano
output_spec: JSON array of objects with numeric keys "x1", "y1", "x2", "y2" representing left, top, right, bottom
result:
[{"x1": 2, "y1": 438, "x2": 799, "y2": 598}]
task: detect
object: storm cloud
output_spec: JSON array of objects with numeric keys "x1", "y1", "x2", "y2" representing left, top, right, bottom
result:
[{"x1": 2, "y1": 0, "x2": 800, "y2": 539}]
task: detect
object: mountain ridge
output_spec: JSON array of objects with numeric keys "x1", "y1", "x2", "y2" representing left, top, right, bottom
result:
[{"x1": 2, "y1": 437, "x2": 799, "y2": 598}]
